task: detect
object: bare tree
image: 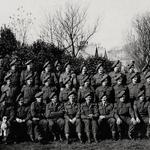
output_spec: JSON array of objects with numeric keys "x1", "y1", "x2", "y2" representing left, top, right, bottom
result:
[
  {"x1": 40, "y1": 3, "x2": 100, "y2": 57},
  {"x1": 8, "y1": 6, "x2": 35, "y2": 45},
  {"x1": 125, "y1": 12, "x2": 150, "y2": 70}
]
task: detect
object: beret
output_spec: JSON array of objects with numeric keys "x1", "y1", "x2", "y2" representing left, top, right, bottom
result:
[
  {"x1": 25, "y1": 60, "x2": 33, "y2": 65},
  {"x1": 10, "y1": 59, "x2": 17, "y2": 66},
  {"x1": 83, "y1": 76, "x2": 90, "y2": 83},
  {"x1": 96, "y1": 63, "x2": 103, "y2": 71},
  {"x1": 35, "y1": 91, "x2": 43, "y2": 98},
  {"x1": 112, "y1": 60, "x2": 120, "y2": 68},
  {"x1": 49, "y1": 92, "x2": 57, "y2": 99},
  {"x1": 115, "y1": 73, "x2": 123, "y2": 81},
  {"x1": 67, "y1": 90, "x2": 76, "y2": 97},
  {"x1": 25, "y1": 74, "x2": 33, "y2": 81},
  {"x1": 54, "y1": 60, "x2": 60, "y2": 67},
  {"x1": 43, "y1": 61, "x2": 50, "y2": 69},
  {"x1": 84, "y1": 92, "x2": 92, "y2": 99},
  {"x1": 118, "y1": 90, "x2": 126, "y2": 98},
  {"x1": 43, "y1": 75, "x2": 50, "y2": 83},
  {"x1": 138, "y1": 90, "x2": 145, "y2": 98},
  {"x1": 145, "y1": 72, "x2": 150, "y2": 79},
  {"x1": 100, "y1": 74, "x2": 109, "y2": 83},
  {"x1": 131, "y1": 72, "x2": 138, "y2": 79}
]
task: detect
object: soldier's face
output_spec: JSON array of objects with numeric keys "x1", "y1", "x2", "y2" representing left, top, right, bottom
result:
[
  {"x1": 82, "y1": 67, "x2": 87, "y2": 74},
  {"x1": 129, "y1": 67, "x2": 134, "y2": 73},
  {"x1": 85, "y1": 95, "x2": 91, "y2": 103},
  {"x1": 68, "y1": 94, "x2": 75, "y2": 103},
  {"x1": 102, "y1": 79, "x2": 108, "y2": 86},
  {"x1": 132, "y1": 77, "x2": 137, "y2": 83},
  {"x1": 19, "y1": 100, "x2": 24, "y2": 106},
  {"x1": 101, "y1": 95, "x2": 107, "y2": 103},
  {"x1": 6, "y1": 79, "x2": 10, "y2": 85},
  {"x1": 65, "y1": 82, "x2": 71, "y2": 88},
  {"x1": 120, "y1": 96, "x2": 125, "y2": 102},
  {"x1": 27, "y1": 79, "x2": 33, "y2": 85},
  {"x1": 139, "y1": 95, "x2": 144, "y2": 101},
  {"x1": 27, "y1": 64, "x2": 33, "y2": 70},
  {"x1": 98, "y1": 67, "x2": 104, "y2": 74},
  {"x1": 36, "y1": 97, "x2": 42, "y2": 103},
  {"x1": 45, "y1": 81, "x2": 49, "y2": 86},
  {"x1": 66, "y1": 65, "x2": 71, "y2": 72},
  {"x1": 11, "y1": 65, "x2": 16, "y2": 70},
  {"x1": 56, "y1": 64, "x2": 61, "y2": 71},
  {"x1": 51, "y1": 95, "x2": 57, "y2": 103},
  {"x1": 114, "y1": 66, "x2": 120, "y2": 72},
  {"x1": 45, "y1": 65, "x2": 51, "y2": 72},
  {"x1": 147, "y1": 77, "x2": 150, "y2": 83},
  {"x1": 84, "y1": 81, "x2": 90, "y2": 87},
  {"x1": 117, "y1": 78, "x2": 122, "y2": 85}
]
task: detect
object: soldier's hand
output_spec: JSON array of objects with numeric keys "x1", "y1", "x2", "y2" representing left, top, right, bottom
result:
[
  {"x1": 99, "y1": 115, "x2": 105, "y2": 120},
  {"x1": 136, "y1": 117, "x2": 140, "y2": 123},
  {"x1": 116, "y1": 118, "x2": 122, "y2": 125},
  {"x1": 60, "y1": 88, "x2": 64, "y2": 91},
  {"x1": 131, "y1": 118, "x2": 136, "y2": 125}
]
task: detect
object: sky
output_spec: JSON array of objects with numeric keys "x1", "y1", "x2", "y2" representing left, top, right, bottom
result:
[{"x1": 0, "y1": 0, "x2": 150, "y2": 50}]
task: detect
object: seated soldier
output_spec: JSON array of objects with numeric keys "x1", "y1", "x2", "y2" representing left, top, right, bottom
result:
[
  {"x1": 98, "y1": 92, "x2": 116, "y2": 140},
  {"x1": 114, "y1": 90, "x2": 136, "y2": 140},
  {"x1": 81, "y1": 92, "x2": 98, "y2": 143},
  {"x1": 46, "y1": 92, "x2": 64, "y2": 141},
  {"x1": 134, "y1": 90, "x2": 150, "y2": 138},
  {"x1": 42, "y1": 75, "x2": 57, "y2": 104},
  {"x1": 27, "y1": 92, "x2": 47, "y2": 143},
  {"x1": 14, "y1": 98, "x2": 30, "y2": 143},
  {"x1": 64, "y1": 91, "x2": 82, "y2": 144}
]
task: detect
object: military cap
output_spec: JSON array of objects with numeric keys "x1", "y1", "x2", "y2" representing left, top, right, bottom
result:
[
  {"x1": 118, "y1": 90, "x2": 126, "y2": 98},
  {"x1": 25, "y1": 60, "x2": 33, "y2": 65},
  {"x1": 54, "y1": 60, "x2": 60, "y2": 67},
  {"x1": 84, "y1": 92, "x2": 92, "y2": 99},
  {"x1": 35, "y1": 91, "x2": 43, "y2": 98},
  {"x1": 100, "y1": 74, "x2": 109, "y2": 83},
  {"x1": 67, "y1": 90, "x2": 76, "y2": 97},
  {"x1": 131, "y1": 72, "x2": 138, "y2": 79},
  {"x1": 145, "y1": 72, "x2": 150, "y2": 79},
  {"x1": 25, "y1": 74, "x2": 33, "y2": 81},
  {"x1": 138, "y1": 90, "x2": 145, "y2": 98},
  {"x1": 83, "y1": 76, "x2": 90, "y2": 83},
  {"x1": 115, "y1": 73, "x2": 123, "y2": 81},
  {"x1": 128, "y1": 62, "x2": 135, "y2": 69},
  {"x1": 49, "y1": 92, "x2": 57, "y2": 99},
  {"x1": 43, "y1": 75, "x2": 50, "y2": 83},
  {"x1": 10, "y1": 59, "x2": 17, "y2": 66},
  {"x1": 43, "y1": 61, "x2": 50, "y2": 69},
  {"x1": 64, "y1": 62, "x2": 70, "y2": 69},
  {"x1": 96, "y1": 63, "x2": 103, "y2": 71},
  {"x1": 4, "y1": 73, "x2": 12, "y2": 81},
  {"x1": 112, "y1": 60, "x2": 120, "y2": 68}
]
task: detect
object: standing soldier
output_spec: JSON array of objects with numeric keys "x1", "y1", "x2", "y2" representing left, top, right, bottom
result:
[
  {"x1": 97, "y1": 92, "x2": 116, "y2": 140},
  {"x1": 114, "y1": 73, "x2": 129, "y2": 103},
  {"x1": 59, "y1": 62, "x2": 77, "y2": 91},
  {"x1": 95, "y1": 74, "x2": 114, "y2": 103},
  {"x1": 64, "y1": 91, "x2": 82, "y2": 144},
  {"x1": 20, "y1": 60, "x2": 39, "y2": 88},
  {"x1": 17, "y1": 74, "x2": 38, "y2": 107},
  {"x1": 114, "y1": 90, "x2": 136, "y2": 140},
  {"x1": 77, "y1": 64, "x2": 89, "y2": 90},
  {"x1": 144, "y1": 72, "x2": 150, "y2": 101},
  {"x1": 40, "y1": 61, "x2": 58, "y2": 87},
  {"x1": 109, "y1": 60, "x2": 122, "y2": 86},
  {"x1": 78, "y1": 76, "x2": 95, "y2": 104},
  {"x1": 92, "y1": 63, "x2": 107, "y2": 89},
  {"x1": 46, "y1": 92, "x2": 64, "y2": 141},
  {"x1": 42, "y1": 75, "x2": 57, "y2": 104},
  {"x1": 134, "y1": 90, "x2": 150, "y2": 138},
  {"x1": 27, "y1": 92, "x2": 47, "y2": 142},
  {"x1": 81, "y1": 92, "x2": 98, "y2": 143}
]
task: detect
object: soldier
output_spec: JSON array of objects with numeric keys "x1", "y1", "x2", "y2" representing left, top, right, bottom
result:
[
  {"x1": 0, "y1": 99, "x2": 15, "y2": 144},
  {"x1": 114, "y1": 90, "x2": 136, "y2": 140},
  {"x1": 78, "y1": 76, "x2": 95, "y2": 104},
  {"x1": 59, "y1": 62, "x2": 77, "y2": 91},
  {"x1": 134, "y1": 90, "x2": 150, "y2": 138},
  {"x1": 27, "y1": 92, "x2": 47, "y2": 142},
  {"x1": 95, "y1": 74, "x2": 114, "y2": 103},
  {"x1": 17, "y1": 74, "x2": 38, "y2": 107},
  {"x1": 59, "y1": 78, "x2": 76, "y2": 103},
  {"x1": 20, "y1": 60, "x2": 39, "y2": 88},
  {"x1": 46, "y1": 92, "x2": 64, "y2": 141},
  {"x1": 14, "y1": 98, "x2": 30, "y2": 142},
  {"x1": 114, "y1": 73, "x2": 129, "y2": 103},
  {"x1": 81, "y1": 92, "x2": 98, "y2": 143},
  {"x1": 144, "y1": 72, "x2": 150, "y2": 101},
  {"x1": 42, "y1": 75, "x2": 57, "y2": 104},
  {"x1": 109, "y1": 60, "x2": 122, "y2": 86},
  {"x1": 97, "y1": 92, "x2": 116, "y2": 140},
  {"x1": 40, "y1": 61, "x2": 58, "y2": 87},
  {"x1": 128, "y1": 72, "x2": 144, "y2": 103},
  {"x1": 92, "y1": 63, "x2": 107, "y2": 89},
  {"x1": 77, "y1": 64, "x2": 89, "y2": 89},
  {"x1": 64, "y1": 91, "x2": 82, "y2": 144}
]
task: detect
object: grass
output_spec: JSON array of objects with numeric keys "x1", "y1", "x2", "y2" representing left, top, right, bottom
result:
[{"x1": 0, "y1": 139, "x2": 150, "y2": 150}]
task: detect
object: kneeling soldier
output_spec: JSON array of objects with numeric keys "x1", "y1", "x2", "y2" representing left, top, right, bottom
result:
[
  {"x1": 28, "y1": 92, "x2": 47, "y2": 142},
  {"x1": 81, "y1": 92, "x2": 98, "y2": 143},
  {"x1": 134, "y1": 90, "x2": 150, "y2": 138},
  {"x1": 98, "y1": 92, "x2": 116, "y2": 140},
  {"x1": 46, "y1": 92, "x2": 64, "y2": 141},
  {"x1": 64, "y1": 91, "x2": 82, "y2": 144},
  {"x1": 114, "y1": 90, "x2": 136, "y2": 140}
]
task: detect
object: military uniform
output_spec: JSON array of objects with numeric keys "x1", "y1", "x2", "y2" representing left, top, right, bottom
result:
[
  {"x1": 46, "y1": 93, "x2": 64, "y2": 140},
  {"x1": 144, "y1": 72, "x2": 150, "y2": 101}
]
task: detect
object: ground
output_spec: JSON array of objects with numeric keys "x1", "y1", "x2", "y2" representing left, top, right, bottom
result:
[{"x1": 0, "y1": 139, "x2": 150, "y2": 150}]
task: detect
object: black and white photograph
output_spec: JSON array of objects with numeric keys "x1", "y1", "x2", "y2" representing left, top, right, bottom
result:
[{"x1": 0, "y1": 0, "x2": 150, "y2": 149}]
